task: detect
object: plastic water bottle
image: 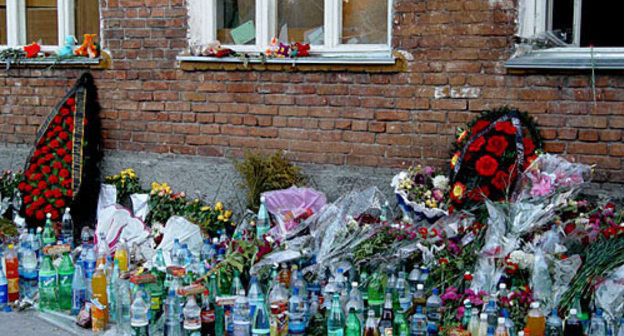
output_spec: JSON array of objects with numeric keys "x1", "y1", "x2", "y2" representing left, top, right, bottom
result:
[
  {"x1": 345, "y1": 281, "x2": 364, "y2": 325},
  {"x1": 334, "y1": 268, "x2": 347, "y2": 292},
  {"x1": 328, "y1": 292, "x2": 346, "y2": 336},
  {"x1": 171, "y1": 238, "x2": 181, "y2": 266},
  {"x1": 410, "y1": 306, "x2": 428, "y2": 336},
  {"x1": 0, "y1": 262, "x2": 8, "y2": 310},
  {"x1": 21, "y1": 245, "x2": 38, "y2": 299},
  {"x1": 117, "y1": 278, "x2": 132, "y2": 334},
  {"x1": 396, "y1": 271, "x2": 411, "y2": 312},
  {"x1": 131, "y1": 291, "x2": 150, "y2": 335},
  {"x1": 408, "y1": 266, "x2": 421, "y2": 295},
  {"x1": 426, "y1": 288, "x2": 442, "y2": 325},
  {"x1": 200, "y1": 238, "x2": 212, "y2": 261},
  {"x1": 58, "y1": 251, "x2": 75, "y2": 310},
  {"x1": 386, "y1": 272, "x2": 397, "y2": 297},
  {"x1": 178, "y1": 243, "x2": 190, "y2": 266},
  {"x1": 233, "y1": 289, "x2": 251, "y2": 336},
  {"x1": 503, "y1": 309, "x2": 516, "y2": 336},
  {"x1": 252, "y1": 293, "x2": 270, "y2": 336},
  {"x1": 39, "y1": 254, "x2": 58, "y2": 311},
  {"x1": 256, "y1": 196, "x2": 270, "y2": 237},
  {"x1": 184, "y1": 295, "x2": 202, "y2": 335},
  {"x1": 248, "y1": 277, "x2": 263, "y2": 319},
  {"x1": 546, "y1": 309, "x2": 563, "y2": 336},
  {"x1": 61, "y1": 207, "x2": 74, "y2": 247},
  {"x1": 164, "y1": 289, "x2": 183, "y2": 336},
  {"x1": 71, "y1": 262, "x2": 87, "y2": 315},
  {"x1": 42, "y1": 213, "x2": 56, "y2": 246},
  {"x1": 615, "y1": 318, "x2": 624, "y2": 336},
  {"x1": 419, "y1": 267, "x2": 429, "y2": 288},
  {"x1": 108, "y1": 259, "x2": 120, "y2": 321},
  {"x1": 288, "y1": 287, "x2": 306, "y2": 335},
  {"x1": 485, "y1": 300, "x2": 499, "y2": 327},
  {"x1": 589, "y1": 310, "x2": 607, "y2": 336},
  {"x1": 85, "y1": 244, "x2": 97, "y2": 279}
]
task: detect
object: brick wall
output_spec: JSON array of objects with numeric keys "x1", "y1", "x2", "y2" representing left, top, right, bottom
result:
[{"x1": 1, "y1": 0, "x2": 624, "y2": 182}]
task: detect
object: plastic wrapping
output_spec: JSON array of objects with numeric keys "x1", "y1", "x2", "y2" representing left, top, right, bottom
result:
[
  {"x1": 155, "y1": 216, "x2": 203, "y2": 266},
  {"x1": 480, "y1": 201, "x2": 518, "y2": 259},
  {"x1": 530, "y1": 249, "x2": 553, "y2": 309},
  {"x1": 95, "y1": 205, "x2": 151, "y2": 254},
  {"x1": 263, "y1": 186, "x2": 326, "y2": 240},
  {"x1": 97, "y1": 184, "x2": 117, "y2": 219},
  {"x1": 131, "y1": 193, "x2": 150, "y2": 221},
  {"x1": 550, "y1": 254, "x2": 582, "y2": 311},
  {"x1": 595, "y1": 264, "x2": 624, "y2": 326},
  {"x1": 470, "y1": 258, "x2": 503, "y2": 294}
]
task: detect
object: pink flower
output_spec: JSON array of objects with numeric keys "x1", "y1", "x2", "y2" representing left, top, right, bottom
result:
[
  {"x1": 456, "y1": 306, "x2": 465, "y2": 320},
  {"x1": 530, "y1": 174, "x2": 553, "y2": 197},
  {"x1": 441, "y1": 291, "x2": 458, "y2": 302}
]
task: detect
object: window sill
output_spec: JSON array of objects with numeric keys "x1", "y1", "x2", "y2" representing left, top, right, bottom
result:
[
  {"x1": 177, "y1": 51, "x2": 407, "y2": 73},
  {"x1": 0, "y1": 50, "x2": 111, "y2": 70},
  {"x1": 505, "y1": 47, "x2": 624, "y2": 70}
]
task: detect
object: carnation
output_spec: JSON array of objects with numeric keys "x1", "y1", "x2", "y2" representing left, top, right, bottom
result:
[{"x1": 432, "y1": 175, "x2": 449, "y2": 190}]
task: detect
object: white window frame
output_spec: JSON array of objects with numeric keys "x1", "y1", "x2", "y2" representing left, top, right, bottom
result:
[
  {"x1": 512, "y1": 0, "x2": 624, "y2": 69},
  {"x1": 188, "y1": 0, "x2": 393, "y2": 58},
  {"x1": 2, "y1": 0, "x2": 75, "y2": 50}
]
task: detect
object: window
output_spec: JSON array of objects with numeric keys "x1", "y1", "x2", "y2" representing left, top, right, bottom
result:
[
  {"x1": 510, "y1": 0, "x2": 624, "y2": 68},
  {"x1": 188, "y1": 0, "x2": 393, "y2": 58},
  {"x1": 0, "y1": 0, "x2": 100, "y2": 48}
]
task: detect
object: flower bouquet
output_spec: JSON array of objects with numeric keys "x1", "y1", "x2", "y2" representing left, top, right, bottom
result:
[{"x1": 391, "y1": 164, "x2": 450, "y2": 222}]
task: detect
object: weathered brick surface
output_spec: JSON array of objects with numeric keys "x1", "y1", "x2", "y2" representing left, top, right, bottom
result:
[{"x1": 1, "y1": 0, "x2": 624, "y2": 182}]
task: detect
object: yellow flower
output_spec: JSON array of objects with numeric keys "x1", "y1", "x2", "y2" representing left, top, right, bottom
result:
[
  {"x1": 224, "y1": 210, "x2": 232, "y2": 218},
  {"x1": 215, "y1": 201, "x2": 223, "y2": 211},
  {"x1": 457, "y1": 129, "x2": 468, "y2": 143},
  {"x1": 201, "y1": 206, "x2": 211, "y2": 211},
  {"x1": 218, "y1": 215, "x2": 224, "y2": 221},
  {"x1": 451, "y1": 152, "x2": 460, "y2": 169},
  {"x1": 113, "y1": 174, "x2": 120, "y2": 179},
  {"x1": 194, "y1": 199, "x2": 199, "y2": 203}
]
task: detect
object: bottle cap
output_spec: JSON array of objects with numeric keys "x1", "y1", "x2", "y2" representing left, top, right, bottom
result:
[
  {"x1": 337, "y1": 268, "x2": 343, "y2": 273},
  {"x1": 570, "y1": 309, "x2": 577, "y2": 315},
  {"x1": 417, "y1": 284, "x2": 424, "y2": 290},
  {"x1": 260, "y1": 196, "x2": 266, "y2": 202},
  {"x1": 65, "y1": 207, "x2": 70, "y2": 213},
  {"x1": 480, "y1": 313, "x2": 487, "y2": 320},
  {"x1": 46, "y1": 213, "x2": 51, "y2": 218},
  {"x1": 498, "y1": 317, "x2": 505, "y2": 324},
  {"x1": 351, "y1": 281, "x2": 358, "y2": 288},
  {"x1": 531, "y1": 302, "x2": 539, "y2": 308},
  {"x1": 432, "y1": 288, "x2": 439, "y2": 295},
  {"x1": 499, "y1": 283, "x2": 507, "y2": 289}
]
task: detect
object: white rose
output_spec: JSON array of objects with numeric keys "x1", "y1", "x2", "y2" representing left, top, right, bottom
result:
[{"x1": 432, "y1": 175, "x2": 449, "y2": 190}]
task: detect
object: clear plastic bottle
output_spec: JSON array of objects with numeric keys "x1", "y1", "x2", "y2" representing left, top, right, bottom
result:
[
  {"x1": 231, "y1": 269, "x2": 244, "y2": 296},
  {"x1": 96, "y1": 232, "x2": 110, "y2": 267},
  {"x1": 503, "y1": 309, "x2": 516, "y2": 336},
  {"x1": 0, "y1": 261, "x2": 8, "y2": 310},
  {"x1": 164, "y1": 289, "x2": 183, "y2": 336},
  {"x1": 396, "y1": 272, "x2": 411, "y2": 313},
  {"x1": 131, "y1": 290, "x2": 150, "y2": 335},
  {"x1": 385, "y1": 272, "x2": 397, "y2": 297},
  {"x1": 335, "y1": 268, "x2": 348, "y2": 292},
  {"x1": 289, "y1": 265, "x2": 300, "y2": 293},
  {"x1": 345, "y1": 281, "x2": 365, "y2": 325},
  {"x1": 116, "y1": 278, "x2": 132, "y2": 334},
  {"x1": 485, "y1": 300, "x2": 500, "y2": 328},
  {"x1": 468, "y1": 307, "x2": 480, "y2": 336},
  {"x1": 546, "y1": 309, "x2": 563, "y2": 336},
  {"x1": 233, "y1": 289, "x2": 251, "y2": 336},
  {"x1": 256, "y1": 196, "x2": 271, "y2": 237},
  {"x1": 418, "y1": 267, "x2": 429, "y2": 288},
  {"x1": 288, "y1": 287, "x2": 306, "y2": 335},
  {"x1": 71, "y1": 262, "x2": 87, "y2": 315},
  {"x1": 252, "y1": 293, "x2": 270, "y2": 336},
  {"x1": 171, "y1": 238, "x2": 181, "y2": 267},
  {"x1": 479, "y1": 313, "x2": 489, "y2": 336},
  {"x1": 200, "y1": 238, "x2": 213, "y2": 262},
  {"x1": 589, "y1": 309, "x2": 607, "y2": 336},
  {"x1": 108, "y1": 259, "x2": 120, "y2": 320},
  {"x1": 495, "y1": 317, "x2": 509, "y2": 336},
  {"x1": 526, "y1": 302, "x2": 546, "y2": 336},
  {"x1": 91, "y1": 264, "x2": 109, "y2": 332},
  {"x1": 426, "y1": 288, "x2": 442, "y2": 324},
  {"x1": 293, "y1": 273, "x2": 308, "y2": 302},
  {"x1": 61, "y1": 207, "x2": 74, "y2": 247},
  {"x1": 410, "y1": 306, "x2": 428, "y2": 336},
  {"x1": 184, "y1": 295, "x2": 202, "y2": 335},
  {"x1": 177, "y1": 243, "x2": 190, "y2": 267},
  {"x1": 114, "y1": 238, "x2": 129, "y2": 273},
  {"x1": 21, "y1": 245, "x2": 38, "y2": 299},
  {"x1": 328, "y1": 292, "x2": 346, "y2": 336},
  {"x1": 615, "y1": 318, "x2": 624, "y2": 336},
  {"x1": 408, "y1": 266, "x2": 421, "y2": 295},
  {"x1": 248, "y1": 277, "x2": 264, "y2": 320}
]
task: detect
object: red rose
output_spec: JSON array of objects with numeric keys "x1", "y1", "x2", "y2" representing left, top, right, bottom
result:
[
  {"x1": 33, "y1": 173, "x2": 43, "y2": 181},
  {"x1": 59, "y1": 169, "x2": 70, "y2": 178},
  {"x1": 523, "y1": 137, "x2": 535, "y2": 155},
  {"x1": 66, "y1": 189, "x2": 73, "y2": 197},
  {"x1": 41, "y1": 146, "x2": 50, "y2": 154},
  {"x1": 53, "y1": 125, "x2": 62, "y2": 132},
  {"x1": 52, "y1": 161, "x2": 62, "y2": 169},
  {"x1": 60, "y1": 179, "x2": 71, "y2": 188},
  {"x1": 563, "y1": 223, "x2": 575, "y2": 234},
  {"x1": 468, "y1": 186, "x2": 490, "y2": 201},
  {"x1": 36, "y1": 210, "x2": 45, "y2": 220},
  {"x1": 44, "y1": 204, "x2": 54, "y2": 213},
  {"x1": 23, "y1": 195, "x2": 32, "y2": 204},
  {"x1": 33, "y1": 149, "x2": 41, "y2": 157},
  {"x1": 68, "y1": 123, "x2": 74, "y2": 132},
  {"x1": 58, "y1": 132, "x2": 69, "y2": 141},
  {"x1": 26, "y1": 207, "x2": 34, "y2": 217},
  {"x1": 54, "y1": 115, "x2": 62, "y2": 124},
  {"x1": 45, "y1": 153, "x2": 54, "y2": 161},
  {"x1": 55, "y1": 199, "x2": 66, "y2": 208},
  {"x1": 38, "y1": 181, "x2": 48, "y2": 190},
  {"x1": 494, "y1": 121, "x2": 517, "y2": 135},
  {"x1": 53, "y1": 189, "x2": 62, "y2": 198},
  {"x1": 41, "y1": 165, "x2": 51, "y2": 174},
  {"x1": 50, "y1": 139, "x2": 60, "y2": 149},
  {"x1": 492, "y1": 170, "x2": 510, "y2": 190},
  {"x1": 475, "y1": 155, "x2": 499, "y2": 176},
  {"x1": 468, "y1": 136, "x2": 485, "y2": 152},
  {"x1": 71, "y1": 105, "x2": 76, "y2": 113},
  {"x1": 44, "y1": 190, "x2": 53, "y2": 198},
  {"x1": 57, "y1": 148, "x2": 67, "y2": 157},
  {"x1": 60, "y1": 107, "x2": 70, "y2": 116},
  {"x1": 64, "y1": 155, "x2": 72, "y2": 163},
  {"x1": 18, "y1": 182, "x2": 26, "y2": 191},
  {"x1": 24, "y1": 184, "x2": 33, "y2": 192},
  {"x1": 37, "y1": 158, "x2": 46, "y2": 166},
  {"x1": 66, "y1": 142, "x2": 72, "y2": 151},
  {"x1": 51, "y1": 210, "x2": 60, "y2": 220},
  {"x1": 66, "y1": 97, "x2": 75, "y2": 106},
  {"x1": 472, "y1": 120, "x2": 491, "y2": 134},
  {"x1": 65, "y1": 116, "x2": 74, "y2": 126},
  {"x1": 46, "y1": 131, "x2": 55, "y2": 139},
  {"x1": 486, "y1": 136, "x2": 509, "y2": 157},
  {"x1": 48, "y1": 175, "x2": 59, "y2": 185}
]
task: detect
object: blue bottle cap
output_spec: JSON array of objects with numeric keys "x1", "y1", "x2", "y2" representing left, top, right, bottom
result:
[
  {"x1": 417, "y1": 306, "x2": 423, "y2": 313},
  {"x1": 488, "y1": 301, "x2": 495, "y2": 307},
  {"x1": 182, "y1": 243, "x2": 188, "y2": 249},
  {"x1": 502, "y1": 308, "x2": 509, "y2": 318},
  {"x1": 432, "y1": 288, "x2": 439, "y2": 295},
  {"x1": 337, "y1": 268, "x2": 343, "y2": 273},
  {"x1": 251, "y1": 277, "x2": 258, "y2": 283},
  {"x1": 293, "y1": 287, "x2": 299, "y2": 296},
  {"x1": 174, "y1": 238, "x2": 179, "y2": 243},
  {"x1": 597, "y1": 309, "x2": 602, "y2": 316}
]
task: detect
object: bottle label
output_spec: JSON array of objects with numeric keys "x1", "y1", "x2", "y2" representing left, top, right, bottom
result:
[
  {"x1": 0, "y1": 284, "x2": 7, "y2": 304},
  {"x1": 328, "y1": 329, "x2": 345, "y2": 336},
  {"x1": 85, "y1": 261, "x2": 96, "y2": 278},
  {"x1": 72, "y1": 289, "x2": 86, "y2": 311},
  {"x1": 59, "y1": 273, "x2": 72, "y2": 287},
  {"x1": 39, "y1": 274, "x2": 56, "y2": 288},
  {"x1": 150, "y1": 296, "x2": 161, "y2": 310},
  {"x1": 7, "y1": 277, "x2": 19, "y2": 294},
  {"x1": 201, "y1": 309, "x2": 216, "y2": 323}
]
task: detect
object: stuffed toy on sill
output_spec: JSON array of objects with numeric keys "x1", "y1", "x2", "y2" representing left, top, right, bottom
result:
[
  {"x1": 74, "y1": 34, "x2": 100, "y2": 58},
  {"x1": 58, "y1": 36, "x2": 78, "y2": 57},
  {"x1": 23, "y1": 42, "x2": 41, "y2": 58}
]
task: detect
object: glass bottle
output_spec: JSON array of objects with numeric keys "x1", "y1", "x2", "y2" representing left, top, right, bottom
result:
[
  {"x1": 468, "y1": 307, "x2": 480, "y2": 336},
  {"x1": 526, "y1": 302, "x2": 546, "y2": 336},
  {"x1": 378, "y1": 293, "x2": 394, "y2": 336},
  {"x1": 346, "y1": 307, "x2": 362, "y2": 336},
  {"x1": 368, "y1": 272, "x2": 384, "y2": 317},
  {"x1": 363, "y1": 309, "x2": 379, "y2": 336},
  {"x1": 256, "y1": 196, "x2": 271, "y2": 237},
  {"x1": 328, "y1": 293, "x2": 346, "y2": 336}
]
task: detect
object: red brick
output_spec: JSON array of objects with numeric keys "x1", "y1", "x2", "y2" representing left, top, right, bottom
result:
[{"x1": 568, "y1": 143, "x2": 607, "y2": 155}]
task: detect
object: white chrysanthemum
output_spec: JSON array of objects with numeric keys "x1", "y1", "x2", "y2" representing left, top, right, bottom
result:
[{"x1": 432, "y1": 175, "x2": 449, "y2": 190}]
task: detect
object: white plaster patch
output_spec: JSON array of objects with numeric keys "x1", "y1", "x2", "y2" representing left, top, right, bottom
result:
[
  {"x1": 434, "y1": 86, "x2": 450, "y2": 99},
  {"x1": 451, "y1": 87, "x2": 481, "y2": 99},
  {"x1": 396, "y1": 49, "x2": 414, "y2": 61}
]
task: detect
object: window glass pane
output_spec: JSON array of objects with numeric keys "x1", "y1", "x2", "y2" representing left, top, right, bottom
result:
[
  {"x1": 75, "y1": 0, "x2": 100, "y2": 39},
  {"x1": 26, "y1": 0, "x2": 58, "y2": 45},
  {"x1": 579, "y1": 2, "x2": 624, "y2": 47},
  {"x1": 217, "y1": 0, "x2": 255, "y2": 45},
  {"x1": 342, "y1": 0, "x2": 387, "y2": 44},
  {"x1": 277, "y1": 0, "x2": 324, "y2": 45},
  {"x1": 550, "y1": 0, "x2": 574, "y2": 44},
  {"x1": 0, "y1": 0, "x2": 6, "y2": 45}
]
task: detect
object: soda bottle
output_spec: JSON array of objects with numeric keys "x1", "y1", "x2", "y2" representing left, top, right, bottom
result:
[
  {"x1": 165, "y1": 289, "x2": 183, "y2": 336},
  {"x1": 39, "y1": 254, "x2": 58, "y2": 311},
  {"x1": 5, "y1": 244, "x2": 19, "y2": 302},
  {"x1": 526, "y1": 302, "x2": 546, "y2": 336},
  {"x1": 363, "y1": 309, "x2": 379, "y2": 336},
  {"x1": 131, "y1": 291, "x2": 150, "y2": 336},
  {"x1": 61, "y1": 207, "x2": 74, "y2": 248},
  {"x1": 252, "y1": 293, "x2": 270, "y2": 336},
  {"x1": 269, "y1": 277, "x2": 289, "y2": 336},
  {"x1": 288, "y1": 287, "x2": 306, "y2": 335},
  {"x1": 21, "y1": 245, "x2": 38, "y2": 299},
  {"x1": 564, "y1": 309, "x2": 584, "y2": 336},
  {"x1": 71, "y1": 262, "x2": 87, "y2": 315},
  {"x1": 148, "y1": 266, "x2": 164, "y2": 323},
  {"x1": 256, "y1": 196, "x2": 270, "y2": 237},
  {"x1": 0, "y1": 262, "x2": 8, "y2": 310},
  {"x1": 42, "y1": 213, "x2": 56, "y2": 246},
  {"x1": 184, "y1": 295, "x2": 202, "y2": 336},
  {"x1": 328, "y1": 293, "x2": 345, "y2": 336},
  {"x1": 346, "y1": 307, "x2": 362, "y2": 336},
  {"x1": 108, "y1": 259, "x2": 120, "y2": 321},
  {"x1": 92, "y1": 264, "x2": 109, "y2": 332},
  {"x1": 368, "y1": 272, "x2": 384, "y2": 317},
  {"x1": 234, "y1": 289, "x2": 251, "y2": 336},
  {"x1": 201, "y1": 290, "x2": 216, "y2": 336},
  {"x1": 394, "y1": 310, "x2": 409, "y2": 336},
  {"x1": 114, "y1": 238, "x2": 129, "y2": 273},
  {"x1": 426, "y1": 288, "x2": 442, "y2": 325},
  {"x1": 96, "y1": 232, "x2": 110, "y2": 268},
  {"x1": 378, "y1": 293, "x2": 394, "y2": 336},
  {"x1": 410, "y1": 306, "x2": 427, "y2": 336},
  {"x1": 58, "y1": 251, "x2": 75, "y2": 310},
  {"x1": 572, "y1": 295, "x2": 589, "y2": 331},
  {"x1": 546, "y1": 309, "x2": 563, "y2": 336},
  {"x1": 588, "y1": 309, "x2": 607, "y2": 336},
  {"x1": 85, "y1": 243, "x2": 97, "y2": 279},
  {"x1": 278, "y1": 263, "x2": 291, "y2": 288}
]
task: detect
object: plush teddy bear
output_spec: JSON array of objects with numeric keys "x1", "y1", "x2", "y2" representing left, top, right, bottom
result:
[{"x1": 74, "y1": 34, "x2": 100, "y2": 58}]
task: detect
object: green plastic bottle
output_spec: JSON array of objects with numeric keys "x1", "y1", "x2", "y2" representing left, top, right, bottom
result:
[
  {"x1": 42, "y1": 213, "x2": 56, "y2": 246},
  {"x1": 58, "y1": 252, "x2": 75, "y2": 310},
  {"x1": 328, "y1": 293, "x2": 345, "y2": 336},
  {"x1": 39, "y1": 254, "x2": 58, "y2": 311},
  {"x1": 346, "y1": 307, "x2": 361, "y2": 336},
  {"x1": 148, "y1": 266, "x2": 164, "y2": 323},
  {"x1": 394, "y1": 310, "x2": 409, "y2": 336},
  {"x1": 367, "y1": 272, "x2": 384, "y2": 317},
  {"x1": 209, "y1": 273, "x2": 224, "y2": 336}
]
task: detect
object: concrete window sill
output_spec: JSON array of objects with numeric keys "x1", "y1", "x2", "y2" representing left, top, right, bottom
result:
[
  {"x1": 505, "y1": 47, "x2": 624, "y2": 70},
  {"x1": 177, "y1": 52, "x2": 407, "y2": 73},
  {"x1": 0, "y1": 51, "x2": 111, "y2": 70}
]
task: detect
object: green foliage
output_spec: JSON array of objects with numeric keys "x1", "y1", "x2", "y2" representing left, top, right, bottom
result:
[
  {"x1": 104, "y1": 169, "x2": 144, "y2": 205},
  {"x1": 233, "y1": 150, "x2": 305, "y2": 211},
  {"x1": 0, "y1": 170, "x2": 22, "y2": 201},
  {"x1": 0, "y1": 217, "x2": 18, "y2": 240}
]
